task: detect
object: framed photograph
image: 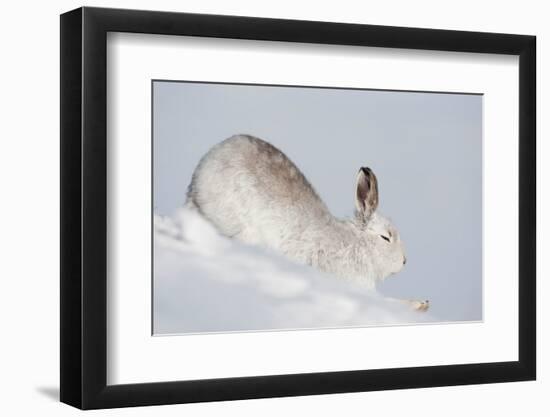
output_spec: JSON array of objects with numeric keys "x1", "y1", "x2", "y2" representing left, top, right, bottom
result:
[{"x1": 60, "y1": 6, "x2": 536, "y2": 409}]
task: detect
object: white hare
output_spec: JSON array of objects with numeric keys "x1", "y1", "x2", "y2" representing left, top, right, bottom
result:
[{"x1": 186, "y1": 134, "x2": 428, "y2": 311}]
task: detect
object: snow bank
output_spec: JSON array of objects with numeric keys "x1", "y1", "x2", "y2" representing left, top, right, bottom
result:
[{"x1": 154, "y1": 209, "x2": 432, "y2": 335}]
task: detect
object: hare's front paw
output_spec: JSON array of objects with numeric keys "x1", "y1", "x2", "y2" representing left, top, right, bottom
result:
[{"x1": 411, "y1": 300, "x2": 430, "y2": 312}]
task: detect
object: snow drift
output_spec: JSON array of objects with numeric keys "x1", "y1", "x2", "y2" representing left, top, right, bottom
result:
[{"x1": 154, "y1": 209, "x2": 432, "y2": 335}]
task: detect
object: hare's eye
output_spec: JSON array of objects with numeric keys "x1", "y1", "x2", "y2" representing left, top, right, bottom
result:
[{"x1": 380, "y1": 235, "x2": 391, "y2": 242}]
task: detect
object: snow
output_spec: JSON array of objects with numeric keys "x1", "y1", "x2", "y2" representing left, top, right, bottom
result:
[{"x1": 153, "y1": 209, "x2": 433, "y2": 335}]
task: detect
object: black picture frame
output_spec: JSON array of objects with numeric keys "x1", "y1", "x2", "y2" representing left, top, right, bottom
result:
[{"x1": 60, "y1": 6, "x2": 536, "y2": 410}]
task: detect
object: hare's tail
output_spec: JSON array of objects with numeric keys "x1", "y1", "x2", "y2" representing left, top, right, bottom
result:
[
  {"x1": 184, "y1": 178, "x2": 199, "y2": 210},
  {"x1": 184, "y1": 196, "x2": 199, "y2": 211}
]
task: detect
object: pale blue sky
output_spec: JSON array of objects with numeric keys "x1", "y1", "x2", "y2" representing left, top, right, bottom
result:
[{"x1": 153, "y1": 81, "x2": 482, "y2": 322}]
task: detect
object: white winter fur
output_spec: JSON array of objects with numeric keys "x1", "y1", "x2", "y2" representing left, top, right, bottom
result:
[{"x1": 186, "y1": 134, "x2": 408, "y2": 291}]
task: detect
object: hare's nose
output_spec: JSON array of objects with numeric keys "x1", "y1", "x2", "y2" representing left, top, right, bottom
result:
[{"x1": 403, "y1": 256, "x2": 407, "y2": 265}]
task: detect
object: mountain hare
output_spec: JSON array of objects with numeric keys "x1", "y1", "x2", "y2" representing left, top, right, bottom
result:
[{"x1": 186, "y1": 134, "x2": 428, "y2": 311}]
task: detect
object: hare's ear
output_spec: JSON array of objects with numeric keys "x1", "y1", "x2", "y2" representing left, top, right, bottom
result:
[{"x1": 355, "y1": 167, "x2": 379, "y2": 221}]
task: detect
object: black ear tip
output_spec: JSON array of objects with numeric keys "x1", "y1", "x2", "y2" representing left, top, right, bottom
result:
[{"x1": 359, "y1": 167, "x2": 372, "y2": 175}]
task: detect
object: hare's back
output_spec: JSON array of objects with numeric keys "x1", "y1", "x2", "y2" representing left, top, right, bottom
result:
[{"x1": 188, "y1": 134, "x2": 330, "y2": 238}]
